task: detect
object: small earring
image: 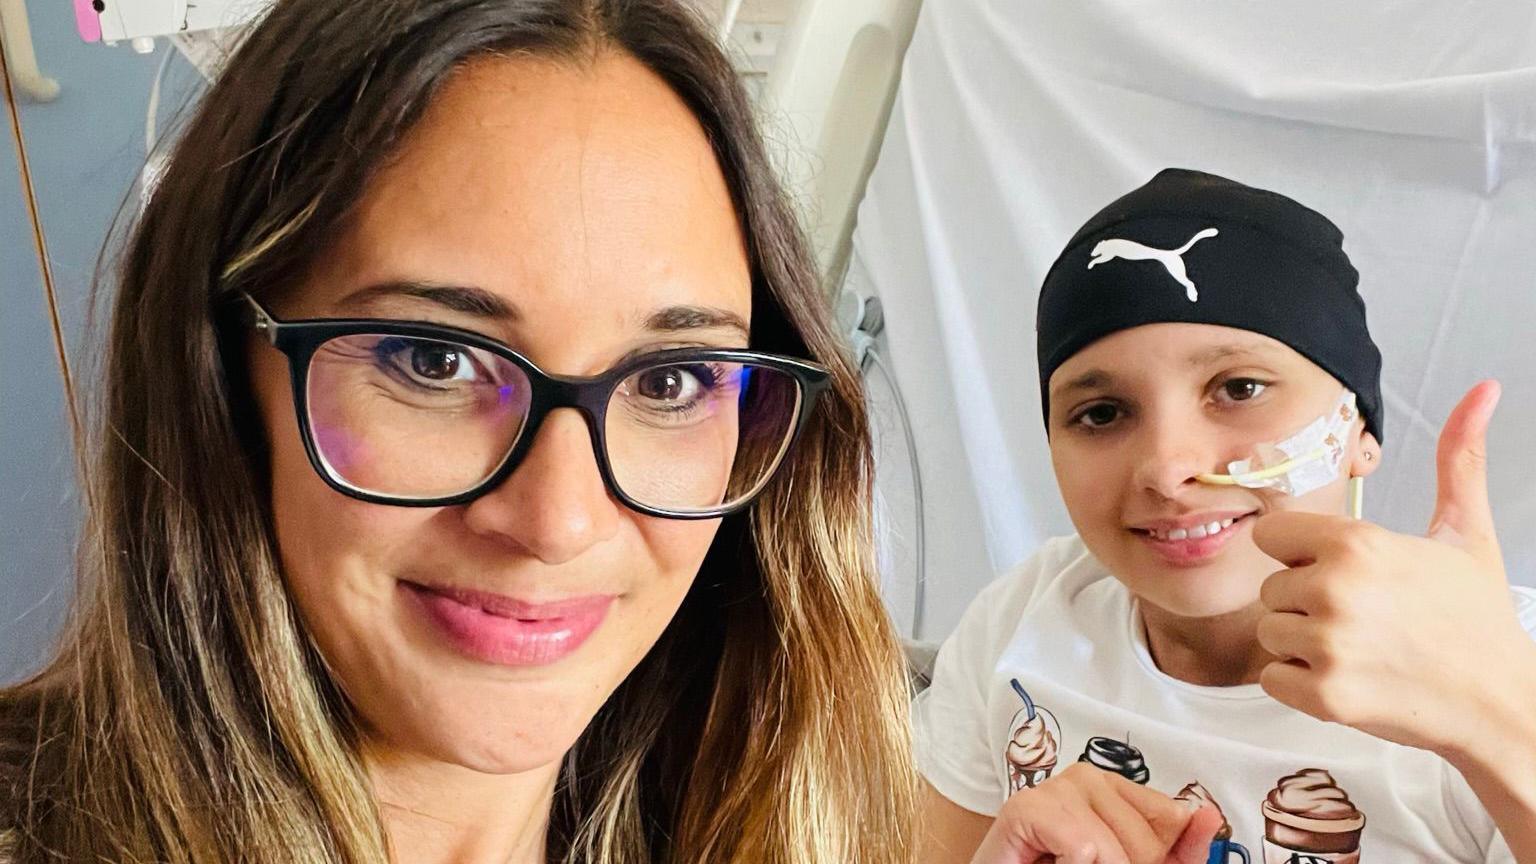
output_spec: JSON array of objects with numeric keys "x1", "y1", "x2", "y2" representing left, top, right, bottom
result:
[{"x1": 1363, "y1": 451, "x2": 1375, "y2": 462}]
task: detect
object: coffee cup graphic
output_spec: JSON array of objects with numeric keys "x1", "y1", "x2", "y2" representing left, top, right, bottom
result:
[{"x1": 1077, "y1": 735, "x2": 1149, "y2": 784}]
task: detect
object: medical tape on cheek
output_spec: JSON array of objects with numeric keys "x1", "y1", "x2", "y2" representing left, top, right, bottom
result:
[{"x1": 1195, "y1": 391, "x2": 1359, "y2": 498}]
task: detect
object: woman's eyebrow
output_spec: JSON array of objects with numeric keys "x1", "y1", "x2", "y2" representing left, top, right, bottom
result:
[
  {"x1": 644, "y1": 305, "x2": 750, "y2": 339},
  {"x1": 336, "y1": 282, "x2": 520, "y2": 320}
]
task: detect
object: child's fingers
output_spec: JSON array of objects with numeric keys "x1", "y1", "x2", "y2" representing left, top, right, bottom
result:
[
  {"x1": 977, "y1": 790, "x2": 1127, "y2": 864},
  {"x1": 1112, "y1": 778, "x2": 1196, "y2": 847},
  {"x1": 1090, "y1": 779, "x2": 1177, "y2": 862},
  {"x1": 1428, "y1": 380, "x2": 1501, "y2": 562},
  {"x1": 1168, "y1": 806, "x2": 1225, "y2": 864},
  {"x1": 982, "y1": 767, "x2": 1210, "y2": 864},
  {"x1": 1045, "y1": 795, "x2": 1132, "y2": 864},
  {"x1": 1254, "y1": 610, "x2": 1325, "y2": 666}
]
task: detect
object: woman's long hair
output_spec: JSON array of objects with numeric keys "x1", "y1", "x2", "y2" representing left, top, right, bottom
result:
[{"x1": 0, "y1": 0, "x2": 916, "y2": 861}]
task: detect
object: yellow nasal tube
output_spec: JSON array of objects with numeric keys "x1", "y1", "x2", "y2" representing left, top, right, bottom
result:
[
  {"x1": 1194, "y1": 448, "x2": 1327, "y2": 487},
  {"x1": 1193, "y1": 389, "x2": 1364, "y2": 521},
  {"x1": 1196, "y1": 448, "x2": 1365, "y2": 521}
]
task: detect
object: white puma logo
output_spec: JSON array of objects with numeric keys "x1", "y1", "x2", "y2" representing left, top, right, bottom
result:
[{"x1": 1087, "y1": 228, "x2": 1219, "y2": 302}]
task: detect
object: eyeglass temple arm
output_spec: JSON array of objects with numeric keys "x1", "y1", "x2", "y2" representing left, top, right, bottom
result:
[{"x1": 240, "y1": 292, "x2": 280, "y2": 345}]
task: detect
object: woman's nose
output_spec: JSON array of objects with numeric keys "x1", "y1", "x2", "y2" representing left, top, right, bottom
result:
[{"x1": 460, "y1": 410, "x2": 620, "y2": 564}]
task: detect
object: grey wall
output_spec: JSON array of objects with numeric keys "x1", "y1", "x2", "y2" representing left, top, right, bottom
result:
[
  {"x1": 1, "y1": 127, "x2": 77, "y2": 685},
  {"x1": 1, "y1": 0, "x2": 199, "y2": 684}
]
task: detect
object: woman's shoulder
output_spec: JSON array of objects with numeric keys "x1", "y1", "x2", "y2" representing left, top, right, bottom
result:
[
  {"x1": 0, "y1": 684, "x2": 53, "y2": 836},
  {"x1": 0, "y1": 689, "x2": 31, "y2": 793},
  {"x1": 0, "y1": 683, "x2": 40, "y2": 750},
  {"x1": 0, "y1": 697, "x2": 24, "y2": 857}
]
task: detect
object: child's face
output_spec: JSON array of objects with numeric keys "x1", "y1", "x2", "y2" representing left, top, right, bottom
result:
[{"x1": 1046, "y1": 323, "x2": 1380, "y2": 619}]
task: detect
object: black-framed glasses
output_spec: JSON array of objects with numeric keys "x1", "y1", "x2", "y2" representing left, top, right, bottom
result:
[{"x1": 242, "y1": 294, "x2": 830, "y2": 519}]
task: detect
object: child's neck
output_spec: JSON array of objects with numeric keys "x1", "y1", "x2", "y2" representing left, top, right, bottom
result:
[{"x1": 1138, "y1": 600, "x2": 1279, "y2": 687}]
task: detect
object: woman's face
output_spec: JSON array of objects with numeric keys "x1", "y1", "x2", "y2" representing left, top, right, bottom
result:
[
  {"x1": 248, "y1": 52, "x2": 750, "y2": 774},
  {"x1": 1047, "y1": 323, "x2": 1379, "y2": 619}
]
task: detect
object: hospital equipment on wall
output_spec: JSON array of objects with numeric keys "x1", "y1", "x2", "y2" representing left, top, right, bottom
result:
[
  {"x1": 0, "y1": 0, "x2": 59, "y2": 100},
  {"x1": 767, "y1": 0, "x2": 928, "y2": 637}
]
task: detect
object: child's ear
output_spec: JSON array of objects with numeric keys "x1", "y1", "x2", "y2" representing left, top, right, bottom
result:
[{"x1": 1351, "y1": 428, "x2": 1382, "y2": 479}]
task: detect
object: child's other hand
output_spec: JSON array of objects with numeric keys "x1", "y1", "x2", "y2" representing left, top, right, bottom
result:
[
  {"x1": 1252, "y1": 381, "x2": 1536, "y2": 762},
  {"x1": 971, "y1": 763, "x2": 1221, "y2": 864}
]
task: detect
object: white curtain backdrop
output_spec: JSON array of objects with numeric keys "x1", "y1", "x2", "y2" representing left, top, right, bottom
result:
[{"x1": 850, "y1": 0, "x2": 1536, "y2": 639}]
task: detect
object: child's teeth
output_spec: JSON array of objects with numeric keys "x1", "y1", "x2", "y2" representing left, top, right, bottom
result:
[{"x1": 1151, "y1": 519, "x2": 1242, "y2": 542}]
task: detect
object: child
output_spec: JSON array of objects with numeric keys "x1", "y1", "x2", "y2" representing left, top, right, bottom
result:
[{"x1": 916, "y1": 169, "x2": 1536, "y2": 863}]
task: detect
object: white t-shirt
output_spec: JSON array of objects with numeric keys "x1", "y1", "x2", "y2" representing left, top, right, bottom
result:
[{"x1": 914, "y1": 535, "x2": 1536, "y2": 864}]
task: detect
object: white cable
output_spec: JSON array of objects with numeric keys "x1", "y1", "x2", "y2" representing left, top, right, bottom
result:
[
  {"x1": 866, "y1": 348, "x2": 926, "y2": 640},
  {"x1": 718, "y1": 0, "x2": 746, "y2": 44},
  {"x1": 138, "y1": 45, "x2": 175, "y2": 212},
  {"x1": 145, "y1": 43, "x2": 172, "y2": 153}
]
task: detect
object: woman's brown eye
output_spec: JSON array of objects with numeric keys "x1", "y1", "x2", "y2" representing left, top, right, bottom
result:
[
  {"x1": 637, "y1": 368, "x2": 685, "y2": 401},
  {"x1": 411, "y1": 344, "x2": 462, "y2": 380}
]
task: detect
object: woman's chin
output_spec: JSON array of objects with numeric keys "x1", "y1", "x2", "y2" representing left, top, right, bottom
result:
[
  {"x1": 356, "y1": 680, "x2": 596, "y2": 776},
  {"x1": 395, "y1": 711, "x2": 585, "y2": 775},
  {"x1": 441, "y1": 736, "x2": 575, "y2": 776}
]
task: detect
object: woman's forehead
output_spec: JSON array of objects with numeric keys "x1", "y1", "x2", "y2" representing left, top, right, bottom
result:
[{"x1": 295, "y1": 51, "x2": 751, "y2": 332}]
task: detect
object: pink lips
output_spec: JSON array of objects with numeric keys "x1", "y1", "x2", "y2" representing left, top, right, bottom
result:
[
  {"x1": 1132, "y1": 512, "x2": 1254, "y2": 567},
  {"x1": 402, "y1": 582, "x2": 614, "y2": 667}
]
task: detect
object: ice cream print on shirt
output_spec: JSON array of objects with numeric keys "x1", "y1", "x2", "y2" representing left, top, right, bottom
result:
[
  {"x1": 1176, "y1": 782, "x2": 1252, "y2": 864},
  {"x1": 1026, "y1": 724, "x2": 1366, "y2": 863},
  {"x1": 1003, "y1": 680, "x2": 1060, "y2": 791},
  {"x1": 1260, "y1": 769, "x2": 1367, "y2": 864}
]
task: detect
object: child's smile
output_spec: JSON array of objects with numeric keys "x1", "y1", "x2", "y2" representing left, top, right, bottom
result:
[{"x1": 1129, "y1": 510, "x2": 1257, "y2": 567}]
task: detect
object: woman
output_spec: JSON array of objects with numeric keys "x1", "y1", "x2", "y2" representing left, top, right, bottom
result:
[{"x1": 0, "y1": 0, "x2": 917, "y2": 860}]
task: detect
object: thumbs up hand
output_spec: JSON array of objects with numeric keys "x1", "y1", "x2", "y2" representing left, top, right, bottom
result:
[{"x1": 1251, "y1": 382, "x2": 1536, "y2": 760}]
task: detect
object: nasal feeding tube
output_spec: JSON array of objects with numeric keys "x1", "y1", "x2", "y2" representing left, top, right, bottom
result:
[{"x1": 1194, "y1": 391, "x2": 1366, "y2": 519}]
